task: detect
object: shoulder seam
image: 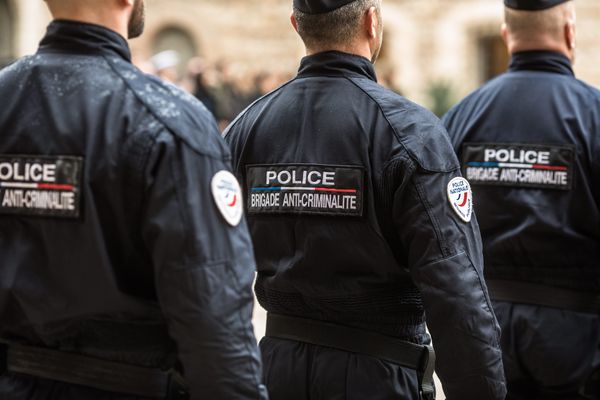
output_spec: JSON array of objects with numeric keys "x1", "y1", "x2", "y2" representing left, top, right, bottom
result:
[
  {"x1": 103, "y1": 55, "x2": 225, "y2": 162},
  {"x1": 346, "y1": 76, "x2": 457, "y2": 173}
]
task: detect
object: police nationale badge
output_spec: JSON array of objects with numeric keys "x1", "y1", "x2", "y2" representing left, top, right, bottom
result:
[
  {"x1": 447, "y1": 177, "x2": 473, "y2": 223},
  {"x1": 211, "y1": 170, "x2": 243, "y2": 227}
]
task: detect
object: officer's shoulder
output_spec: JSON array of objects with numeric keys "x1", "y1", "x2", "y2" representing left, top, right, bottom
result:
[
  {"x1": 224, "y1": 79, "x2": 293, "y2": 139},
  {"x1": 574, "y1": 78, "x2": 600, "y2": 104},
  {"x1": 0, "y1": 55, "x2": 34, "y2": 81},
  {"x1": 350, "y1": 77, "x2": 458, "y2": 172},
  {"x1": 106, "y1": 57, "x2": 225, "y2": 160}
]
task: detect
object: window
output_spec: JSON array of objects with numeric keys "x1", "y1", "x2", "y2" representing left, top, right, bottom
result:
[
  {"x1": 478, "y1": 35, "x2": 509, "y2": 83},
  {"x1": 0, "y1": 0, "x2": 13, "y2": 67}
]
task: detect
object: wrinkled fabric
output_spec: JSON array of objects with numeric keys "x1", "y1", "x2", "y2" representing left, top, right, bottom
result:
[
  {"x1": 443, "y1": 51, "x2": 600, "y2": 291},
  {"x1": 260, "y1": 337, "x2": 421, "y2": 400},
  {"x1": 0, "y1": 20, "x2": 266, "y2": 400},
  {"x1": 225, "y1": 51, "x2": 506, "y2": 400},
  {"x1": 443, "y1": 50, "x2": 600, "y2": 399},
  {"x1": 0, "y1": 373, "x2": 154, "y2": 400},
  {"x1": 494, "y1": 302, "x2": 600, "y2": 400}
]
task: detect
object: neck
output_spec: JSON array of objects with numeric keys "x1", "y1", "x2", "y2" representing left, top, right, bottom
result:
[
  {"x1": 509, "y1": 38, "x2": 572, "y2": 62},
  {"x1": 306, "y1": 40, "x2": 373, "y2": 62},
  {"x1": 50, "y1": 8, "x2": 128, "y2": 39}
]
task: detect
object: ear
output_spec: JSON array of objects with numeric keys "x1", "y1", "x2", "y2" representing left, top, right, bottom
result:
[
  {"x1": 500, "y1": 23, "x2": 508, "y2": 45},
  {"x1": 565, "y1": 20, "x2": 576, "y2": 50},
  {"x1": 364, "y1": 6, "x2": 378, "y2": 39},
  {"x1": 290, "y1": 12, "x2": 299, "y2": 34}
]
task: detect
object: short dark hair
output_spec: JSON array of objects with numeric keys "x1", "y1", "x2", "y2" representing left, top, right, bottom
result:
[{"x1": 293, "y1": 0, "x2": 380, "y2": 49}]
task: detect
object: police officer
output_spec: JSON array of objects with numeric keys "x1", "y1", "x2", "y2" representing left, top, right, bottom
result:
[
  {"x1": 0, "y1": 0, "x2": 268, "y2": 399},
  {"x1": 225, "y1": 0, "x2": 506, "y2": 399},
  {"x1": 442, "y1": 1, "x2": 600, "y2": 398}
]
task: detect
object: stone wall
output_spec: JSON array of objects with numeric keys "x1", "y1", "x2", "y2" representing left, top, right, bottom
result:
[{"x1": 7, "y1": 0, "x2": 600, "y2": 107}]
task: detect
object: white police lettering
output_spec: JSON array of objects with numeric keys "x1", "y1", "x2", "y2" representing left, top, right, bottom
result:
[
  {"x1": 462, "y1": 143, "x2": 574, "y2": 191},
  {"x1": 265, "y1": 169, "x2": 335, "y2": 186},
  {"x1": 0, "y1": 155, "x2": 83, "y2": 218},
  {"x1": 484, "y1": 148, "x2": 550, "y2": 165},
  {"x1": 0, "y1": 162, "x2": 56, "y2": 182},
  {"x1": 211, "y1": 170, "x2": 243, "y2": 226},
  {"x1": 247, "y1": 164, "x2": 364, "y2": 217},
  {"x1": 447, "y1": 177, "x2": 473, "y2": 223},
  {"x1": 2, "y1": 190, "x2": 75, "y2": 210}
]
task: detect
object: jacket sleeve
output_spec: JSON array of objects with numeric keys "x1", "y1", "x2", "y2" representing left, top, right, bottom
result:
[
  {"x1": 141, "y1": 130, "x2": 268, "y2": 400},
  {"x1": 390, "y1": 153, "x2": 506, "y2": 400}
]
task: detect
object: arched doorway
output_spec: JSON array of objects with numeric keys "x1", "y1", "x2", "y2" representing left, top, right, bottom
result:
[
  {"x1": 152, "y1": 26, "x2": 198, "y2": 78},
  {"x1": 0, "y1": 0, "x2": 14, "y2": 67}
]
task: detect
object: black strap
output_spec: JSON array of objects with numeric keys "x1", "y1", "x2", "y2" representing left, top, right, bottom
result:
[
  {"x1": 3, "y1": 343, "x2": 183, "y2": 398},
  {"x1": 487, "y1": 280, "x2": 600, "y2": 314},
  {"x1": 266, "y1": 313, "x2": 435, "y2": 397}
]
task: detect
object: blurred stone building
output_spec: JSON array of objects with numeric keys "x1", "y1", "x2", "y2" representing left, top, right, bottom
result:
[{"x1": 2, "y1": 0, "x2": 600, "y2": 108}]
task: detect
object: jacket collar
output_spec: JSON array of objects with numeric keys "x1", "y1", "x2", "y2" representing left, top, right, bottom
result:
[
  {"x1": 297, "y1": 51, "x2": 377, "y2": 82},
  {"x1": 38, "y1": 20, "x2": 131, "y2": 62},
  {"x1": 509, "y1": 50, "x2": 574, "y2": 77}
]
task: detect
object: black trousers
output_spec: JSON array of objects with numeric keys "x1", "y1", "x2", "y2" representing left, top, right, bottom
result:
[
  {"x1": 493, "y1": 301, "x2": 600, "y2": 400},
  {"x1": 260, "y1": 336, "x2": 422, "y2": 400},
  {"x1": 0, "y1": 372, "x2": 155, "y2": 400}
]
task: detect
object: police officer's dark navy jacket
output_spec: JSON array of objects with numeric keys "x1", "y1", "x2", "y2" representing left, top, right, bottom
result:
[
  {"x1": 443, "y1": 51, "x2": 600, "y2": 293},
  {"x1": 0, "y1": 20, "x2": 267, "y2": 399},
  {"x1": 225, "y1": 51, "x2": 507, "y2": 399}
]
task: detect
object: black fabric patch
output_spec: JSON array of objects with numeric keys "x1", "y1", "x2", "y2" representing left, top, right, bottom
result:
[
  {"x1": 0, "y1": 155, "x2": 83, "y2": 218},
  {"x1": 246, "y1": 164, "x2": 364, "y2": 216},
  {"x1": 461, "y1": 143, "x2": 574, "y2": 190}
]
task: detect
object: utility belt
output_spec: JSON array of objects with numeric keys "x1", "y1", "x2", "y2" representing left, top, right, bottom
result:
[
  {"x1": 0, "y1": 343, "x2": 188, "y2": 399},
  {"x1": 265, "y1": 313, "x2": 436, "y2": 399},
  {"x1": 487, "y1": 279, "x2": 600, "y2": 314}
]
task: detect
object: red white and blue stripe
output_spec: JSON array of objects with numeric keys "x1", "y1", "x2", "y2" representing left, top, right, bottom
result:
[
  {"x1": 466, "y1": 162, "x2": 567, "y2": 171},
  {"x1": 252, "y1": 186, "x2": 357, "y2": 194}
]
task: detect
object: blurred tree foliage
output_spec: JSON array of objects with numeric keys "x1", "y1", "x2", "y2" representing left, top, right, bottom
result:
[{"x1": 427, "y1": 80, "x2": 455, "y2": 117}]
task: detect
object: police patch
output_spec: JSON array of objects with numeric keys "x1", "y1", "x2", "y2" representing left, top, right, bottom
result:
[
  {"x1": 0, "y1": 155, "x2": 83, "y2": 218},
  {"x1": 211, "y1": 170, "x2": 243, "y2": 227},
  {"x1": 246, "y1": 164, "x2": 364, "y2": 217},
  {"x1": 447, "y1": 177, "x2": 473, "y2": 223},
  {"x1": 461, "y1": 143, "x2": 574, "y2": 190}
]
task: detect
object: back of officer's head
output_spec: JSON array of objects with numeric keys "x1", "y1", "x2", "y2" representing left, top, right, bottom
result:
[
  {"x1": 502, "y1": 0, "x2": 576, "y2": 60},
  {"x1": 45, "y1": 0, "x2": 145, "y2": 39},
  {"x1": 292, "y1": 0, "x2": 382, "y2": 58}
]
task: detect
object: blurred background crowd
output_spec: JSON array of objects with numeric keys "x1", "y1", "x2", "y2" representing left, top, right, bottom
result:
[
  {"x1": 141, "y1": 51, "x2": 296, "y2": 131},
  {"x1": 2, "y1": 0, "x2": 600, "y2": 127}
]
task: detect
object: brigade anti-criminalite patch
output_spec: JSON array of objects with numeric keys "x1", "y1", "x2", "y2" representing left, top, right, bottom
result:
[
  {"x1": 461, "y1": 143, "x2": 574, "y2": 190},
  {"x1": 0, "y1": 155, "x2": 83, "y2": 218},
  {"x1": 246, "y1": 164, "x2": 364, "y2": 217},
  {"x1": 211, "y1": 170, "x2": 243, "y2": 226},
  {"x1": 447, "y1": 177, "x2": 473, "y2": 223}
]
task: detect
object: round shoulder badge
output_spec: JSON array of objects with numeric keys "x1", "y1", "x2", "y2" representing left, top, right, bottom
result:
[
  {"x1": 447, "y1": 177, "x2": 473, "y2": 223},
  {"x1": 211, "y1": 170, "x2": 243, "y2": 227}
]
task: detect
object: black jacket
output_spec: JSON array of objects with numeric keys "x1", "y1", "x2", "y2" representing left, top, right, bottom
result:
[
  {"x1": 0, "y1": 20, "x2": 266, "y2": 400},
  {"x1": 443, "y1": 51, "x2": 600, "y2": 292},
  {"x1": 225, "y1": 51, "x2": 506, "y2": 400}
]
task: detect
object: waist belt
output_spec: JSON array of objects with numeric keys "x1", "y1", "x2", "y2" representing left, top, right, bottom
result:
[
  {"x1": 265, "y1": 313, "x2": 436, "y2": 398},
  {"x1": 0, "y1": 343, "x2": 188, "y2": 399},
  {"x1": 487, "y1": 280, "x2": 600, "y2": 314}
]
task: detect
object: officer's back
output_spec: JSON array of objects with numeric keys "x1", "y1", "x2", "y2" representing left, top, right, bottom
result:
[
  {"x1": 226, "y1": 0, "x2": 506, "y2": 399},
  {"x1": 443, "y1": 1, "x2": 600, "y2": 398},
  {"x1": 0, "y1": 1, "x2": 267, "y2": 399}
]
